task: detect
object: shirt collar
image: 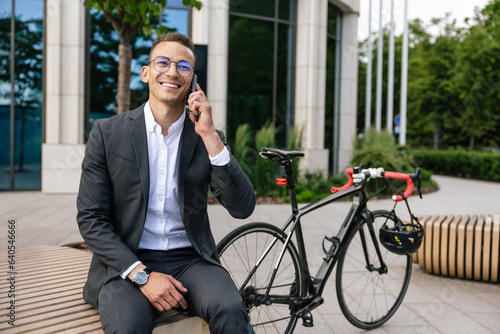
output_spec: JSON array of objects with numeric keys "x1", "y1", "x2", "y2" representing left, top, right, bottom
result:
[{"x1": 144, "y1": 101, "x2": 186, "y2": 135}]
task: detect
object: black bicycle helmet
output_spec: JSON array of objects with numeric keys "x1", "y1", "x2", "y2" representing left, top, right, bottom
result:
[{"x1": 379, "y1": 217, "x2": 423, "y2": 255}]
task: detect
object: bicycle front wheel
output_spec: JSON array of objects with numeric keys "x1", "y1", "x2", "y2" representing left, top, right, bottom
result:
[
  {"x1": 217, "y1": 222, "x2": 305, "y2": 334},
  {"x1": 336, "y1": 210, "x2": 412, "y2": 329}
]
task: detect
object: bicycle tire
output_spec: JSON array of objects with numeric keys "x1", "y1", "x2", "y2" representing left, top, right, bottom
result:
[
  {"x1": 217, "y1": 222, "x2": 305, "y2": 334},
  {"x1": 335, "y1": 210, "x2": 412, "y2": 329}
]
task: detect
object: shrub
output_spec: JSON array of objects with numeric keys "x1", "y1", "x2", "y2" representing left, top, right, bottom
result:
[
  {"x1": 232, "y1": 123, "x2": 253, "y2": 180},
  {"x1": 411, "y1": 148, "x2": 500, "y2": 181},
  {"x1": 352, "y1": 128, "x2": 414, "y2": 172},
  {"x1": 254, "y1": 122, "x2": 277, "y2": 196}
]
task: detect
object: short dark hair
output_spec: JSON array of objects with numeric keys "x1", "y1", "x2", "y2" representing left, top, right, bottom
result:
[{"x1": 149, "y1": 33, "x2": 195, "y2": 61}]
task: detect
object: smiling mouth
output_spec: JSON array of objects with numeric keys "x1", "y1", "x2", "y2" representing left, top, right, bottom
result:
[{"x1": 160, "y1": 82, "x2": 180, "y2": 89}]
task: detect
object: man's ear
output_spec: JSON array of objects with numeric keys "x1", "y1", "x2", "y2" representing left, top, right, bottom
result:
[{"x1": 141, "y1": 66, "x2": 149, "y2": 83}]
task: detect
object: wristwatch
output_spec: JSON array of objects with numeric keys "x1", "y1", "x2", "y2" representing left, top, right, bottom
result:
[{"x1": 133, "y1": 267, "x2": 152, "y2": 286}]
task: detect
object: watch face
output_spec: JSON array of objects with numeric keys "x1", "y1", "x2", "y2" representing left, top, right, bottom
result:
[{"x1": 135, "y1": 271, "x2": 148, "y2": 285}]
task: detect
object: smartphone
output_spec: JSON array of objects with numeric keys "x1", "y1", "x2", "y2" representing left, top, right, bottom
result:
[{"x1": 186, "y1": 74, "x2": 199, "y2": 121}]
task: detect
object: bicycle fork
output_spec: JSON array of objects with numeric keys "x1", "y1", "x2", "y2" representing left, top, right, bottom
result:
[{"x1": 359, "y1": 210, "x2": 388, "y2": 274}]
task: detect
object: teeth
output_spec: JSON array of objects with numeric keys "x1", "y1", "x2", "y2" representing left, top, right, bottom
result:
[{"x1": 161, "y1": 83, "x2": 180, "y2": 88}]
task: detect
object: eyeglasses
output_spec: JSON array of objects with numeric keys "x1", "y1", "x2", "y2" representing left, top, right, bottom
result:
[{"x1": 147, "y1": 56, "x2": 194, "y2": 77}]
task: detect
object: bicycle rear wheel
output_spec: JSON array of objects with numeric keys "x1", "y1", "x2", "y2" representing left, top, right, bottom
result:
[
  {"x1": 336, "y1": 210, "x2": 412, "y2": 329},
  {"x1": 217, "y1": 222, "x2": 305, "y2": 333}
]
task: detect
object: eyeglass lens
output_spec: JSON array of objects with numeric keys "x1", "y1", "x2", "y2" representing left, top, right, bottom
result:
[{"x1": 153, "y1": 57, "x2": 193, "y2": 77}]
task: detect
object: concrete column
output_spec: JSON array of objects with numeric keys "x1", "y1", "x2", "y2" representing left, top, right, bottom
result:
[
  {"x1": 192, "y1": 0, "x2": 229, "y2": 132},
  {"x1": 338, "y1": 11, "x2": 359, "y2": 173},
  {"x1": 42, "y1": 0, "x2": 86, "y2": 193},
  {"x1": 294, "y1": 0, "x2": 329, "y2": 175}
]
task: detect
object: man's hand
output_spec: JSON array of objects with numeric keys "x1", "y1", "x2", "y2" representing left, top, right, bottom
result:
[
  {"x1": 187, "y1": 84, "x2": 225, "y2": 157},
  {"x1": 128, "y1": 264, "x2": 188, "y2": 311},
  {"x1": 140, "y1": 272, "x2": 188, "y2": 312}
]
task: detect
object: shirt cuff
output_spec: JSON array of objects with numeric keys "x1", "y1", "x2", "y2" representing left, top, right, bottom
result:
[
  {"x1": 121, "y1": 261, "x2": 142, "y2": 279},
  {"x1": 209, "y1": 146, "x2": 230, "y2": 166}
]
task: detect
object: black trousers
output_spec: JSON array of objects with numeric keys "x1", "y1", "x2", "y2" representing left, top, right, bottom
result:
[{"x1": 97, "y1": 248, "x2": 249, "y2": 334}]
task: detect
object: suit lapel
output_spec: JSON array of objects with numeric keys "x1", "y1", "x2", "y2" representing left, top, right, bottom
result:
[
  {"x1": 177, "y1": 113, "x2": 198, "y2": 214},
  {"x1": 127, "y1": 105, "x2": 150, "y2": 208}
]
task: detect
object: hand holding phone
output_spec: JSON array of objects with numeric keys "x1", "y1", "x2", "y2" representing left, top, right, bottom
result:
[{"x1": 186, "y1": 74, "x2": 199, "y2": 121}]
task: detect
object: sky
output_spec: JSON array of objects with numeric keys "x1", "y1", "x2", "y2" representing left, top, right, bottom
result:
[{"x1": 358, "y1": 0, "x2": 491, "y2": 41}]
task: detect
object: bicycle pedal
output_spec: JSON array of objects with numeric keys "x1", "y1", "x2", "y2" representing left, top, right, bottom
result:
[{"x1": 301, "y1": 311, "x2": 314, "y2": 327}]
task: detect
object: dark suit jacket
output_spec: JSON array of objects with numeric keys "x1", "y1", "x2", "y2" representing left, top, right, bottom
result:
[{"x1": 77, "y1": 104, "x2": 256, "y2": 308}]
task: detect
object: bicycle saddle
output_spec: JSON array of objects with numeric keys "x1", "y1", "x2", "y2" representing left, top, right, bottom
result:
[{"x1": 259, "y1": 147, "x2": 305, "y2": 161}]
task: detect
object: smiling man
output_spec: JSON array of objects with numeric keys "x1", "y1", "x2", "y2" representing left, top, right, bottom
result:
[{"x1": 77, "y1": 33, "x2": 256, "y2": 334}]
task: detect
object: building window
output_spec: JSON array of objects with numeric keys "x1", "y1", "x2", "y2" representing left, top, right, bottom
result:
[
  {"x1": 0, "y1": 0, "x2": 44, "y2": 190},
  {"x1": 86, "y1": 1, "x2": 190, "y2": 138},
  {"x1": 324, "y1": 4, "x2": 342, "y2": 175},
  {"x1": 227, "y1": 0, "x2": 296, "y2": 148}
]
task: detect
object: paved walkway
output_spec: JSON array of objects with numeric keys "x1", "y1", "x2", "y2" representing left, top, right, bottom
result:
[{"x1": 0, "y1": 175, "x2": 499, "y2": 333}]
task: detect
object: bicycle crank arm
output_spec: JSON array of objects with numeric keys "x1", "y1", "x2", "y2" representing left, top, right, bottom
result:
[{"x1": 293, "y1": 296, "x2": 324, "y2": 317}]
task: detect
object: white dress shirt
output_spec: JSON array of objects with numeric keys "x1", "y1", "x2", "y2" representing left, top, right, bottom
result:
[{"x1": 121, "y1": 101, "x2": 230, "y2": 279}]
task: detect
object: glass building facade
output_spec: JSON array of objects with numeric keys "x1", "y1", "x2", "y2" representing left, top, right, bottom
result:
[
  {"x1": 0, "y1": 0, "x2": 44, "y2": 190},
  {"x1": 227, "y1": 0, "x2": 296, "y2": 148}
]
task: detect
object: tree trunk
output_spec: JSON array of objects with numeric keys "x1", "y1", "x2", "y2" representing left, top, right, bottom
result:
[{"x1": 117, "y1": 39, "x2": 132, "y2": 114}]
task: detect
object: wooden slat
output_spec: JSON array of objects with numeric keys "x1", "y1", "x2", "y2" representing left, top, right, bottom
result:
[
  {"x1": 424, "y1": 215, "x2": 439, "y2": 274},
  {"x1": 482, "y1": 215, "x2": 493, "y2": 282},
  {"x1": 491, "y1": 214, "x2": 500, "y2": 283},
  {"x1": 416, "y1": 215, "x2": 432, "y2": 268},
  {"x1": 473, "y1": 215, "x2": 485, "y2": 281},
  {"x1": 456, "y1": 215, "x2": 469, "y2": 279},
  {"x1": 465, "y1": 215, "x2": 477, "y2": 280},
  {"x1": 448, "y1": 215, "x2": 463, "y2": 278},
  {"x1": 432, "y1": 215, "x2": 447, "y2": 275},
  {"x1": 439, "y1": 215, "x2": 454, "y2": 277}
]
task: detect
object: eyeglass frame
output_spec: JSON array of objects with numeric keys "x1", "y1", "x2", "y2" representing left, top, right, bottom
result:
[{"x1": 147, "y1": 56, "x2": 195, "y2": 77}]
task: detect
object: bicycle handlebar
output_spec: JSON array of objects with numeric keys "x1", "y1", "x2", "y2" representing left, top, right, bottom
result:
[
  {"x1": 331, "y1": 167, "x2": 422, "y2": 202},
  {"x1": 330, "y1": 168, "x2": 354, "y2": 193},
  {"x1": 382, "y1": 168, "x2": 422, "y2": 201}
]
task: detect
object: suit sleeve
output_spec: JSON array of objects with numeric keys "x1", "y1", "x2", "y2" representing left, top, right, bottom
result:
[
  {"x1": 76, "y1": 121, "x2": 140, "y2": 277},
  {"x1": 210, "y1": 130, "x2": 256, "y2": 219}
]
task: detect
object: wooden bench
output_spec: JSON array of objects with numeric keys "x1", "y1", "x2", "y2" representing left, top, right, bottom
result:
[
  {"x1": 0, "y1": 246, "x2": 209, "y2": 333},
  {"x1": 413, "y1": 213, "x2": 500, "y2": 282}
]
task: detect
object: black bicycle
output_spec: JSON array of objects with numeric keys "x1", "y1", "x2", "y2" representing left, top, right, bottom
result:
[{"x1": 217, "y1": 147, "x2": 424, "y2": 333}]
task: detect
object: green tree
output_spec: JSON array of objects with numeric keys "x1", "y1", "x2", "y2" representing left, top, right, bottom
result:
[
  {"x1": 407, "y1": 16, "x2": 463, "y2": 149},
  {"x1": 452, "y1": 1, "x2": 500, "y2": 149},
  {"x1": 84, "y1": 0, "x2": 202, "y2": 114}
]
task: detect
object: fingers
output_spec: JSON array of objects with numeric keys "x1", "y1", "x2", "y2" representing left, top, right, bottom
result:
[
  {"x1": 165, "y1": 276, "x2": 188, "y2": 309},
  {"x1": 140, "y1": 272, "x2": 188, "y2": 312}
]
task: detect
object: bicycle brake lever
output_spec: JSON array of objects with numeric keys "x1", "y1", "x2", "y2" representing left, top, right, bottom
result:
[{"x1": 417, "y1": 177, "x2": 422, "y2": 199}]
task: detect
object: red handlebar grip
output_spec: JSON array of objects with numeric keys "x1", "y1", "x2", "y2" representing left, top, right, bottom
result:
[
  {"x1": 383, "y1": 171, "x2": 414, "y2": 202},
  {"x1": 331, "y1": 168, "x2": 354, "y2": 193}
]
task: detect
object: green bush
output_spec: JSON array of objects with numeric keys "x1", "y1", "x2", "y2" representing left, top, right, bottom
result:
[
  {"x1": 232, "y1": 123, "x2": 253, "y2": 180},
  {"x1": 352, "y1": 128, "x2": 414, "y2": 172},
  {"x1": 255, "y1": 122, "x2": 277, "y2": 196},
  {"x1": 411, "y1": 148, "x2": 500, "y2": 181}
]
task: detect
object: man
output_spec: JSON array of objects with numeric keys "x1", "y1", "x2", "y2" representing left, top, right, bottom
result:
[{"x1": 77, "y1": 33, "x2": 256, "y2": 333}]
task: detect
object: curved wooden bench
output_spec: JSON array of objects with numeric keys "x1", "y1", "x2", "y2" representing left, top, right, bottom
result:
[
  {"x1": 413, "y1": 213, "x2": 500, "y2": 283},
  {"x1": 0, "y1": 246, "x2": 209, "y2": 333}
]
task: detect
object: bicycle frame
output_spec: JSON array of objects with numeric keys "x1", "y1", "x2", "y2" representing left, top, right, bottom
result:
[{"x1": 257, "y1": 172, "x2": 388, "y2": 311}]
